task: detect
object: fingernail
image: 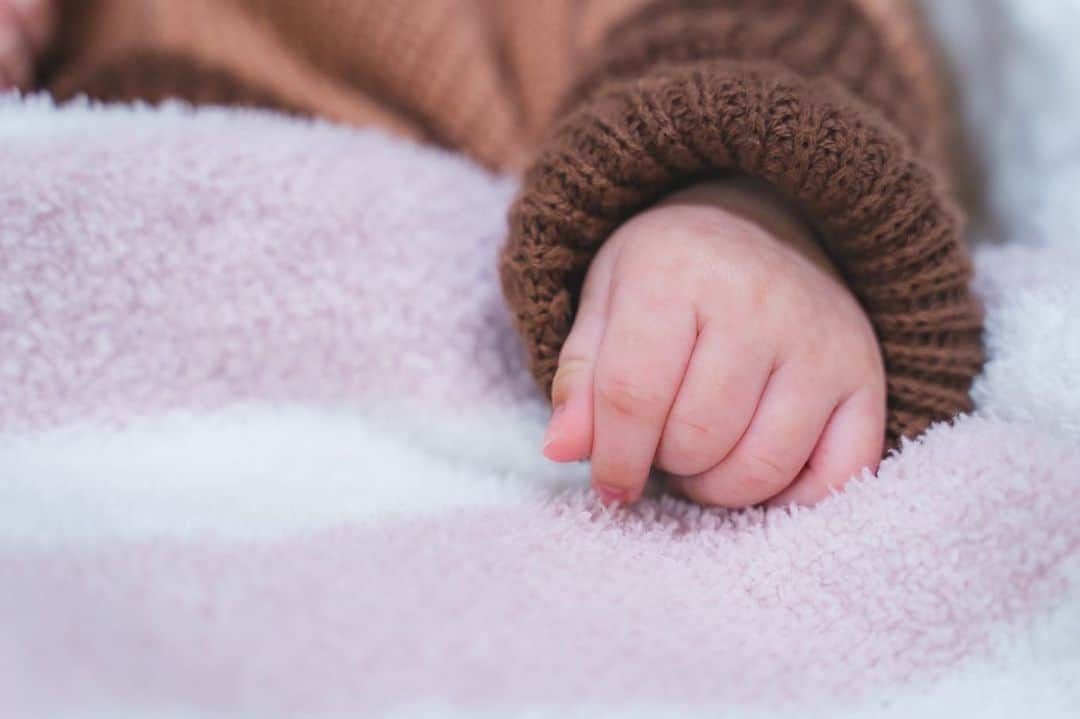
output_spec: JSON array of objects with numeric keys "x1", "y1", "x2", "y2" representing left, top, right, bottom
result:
[
  {"x1": 542, "y1": 403, "x2": 567, "y2": 451},
  {"x1": 593, "y1": 483, "x2": 627, "y2": 506}
]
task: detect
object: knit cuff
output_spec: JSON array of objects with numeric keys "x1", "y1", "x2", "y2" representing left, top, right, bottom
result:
[{"x1": 500, "y1": 60, "x2": 983, "y2": 446}]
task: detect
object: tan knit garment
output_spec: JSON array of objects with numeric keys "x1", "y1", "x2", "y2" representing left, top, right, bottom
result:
[{"x1": 43, "y1": 0, "x2": 984, "y2": 447}]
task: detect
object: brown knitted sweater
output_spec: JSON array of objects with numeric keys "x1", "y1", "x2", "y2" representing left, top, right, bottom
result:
[{"x1": 43, "y1": 0, "x2": 983, "y2": 446}]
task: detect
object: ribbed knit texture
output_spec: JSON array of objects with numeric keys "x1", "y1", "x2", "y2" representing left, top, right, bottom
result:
[
  {"x1": 40, "y1": 0, "x2": 984, "y2": 446},
  {"x1": 501, "y1": 1, "x2": 984, "y2": 446}
]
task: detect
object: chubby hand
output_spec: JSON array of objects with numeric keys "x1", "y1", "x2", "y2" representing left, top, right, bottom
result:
[{"x1": 542, "y1": 180, "x2": 886, "y2": 508}]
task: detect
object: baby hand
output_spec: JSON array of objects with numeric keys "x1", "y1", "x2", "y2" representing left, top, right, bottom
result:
[
  {"x1": 542, "y1": 181, "x2": 886, "y2": 508},
  {"x1": 0, "y1": 0, "x2": 53, "y2": 90}
]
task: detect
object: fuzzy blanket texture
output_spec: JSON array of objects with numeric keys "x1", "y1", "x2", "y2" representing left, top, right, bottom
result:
[{"x1": 2, "y1": 2, "x2": 1079, "y2": 717}]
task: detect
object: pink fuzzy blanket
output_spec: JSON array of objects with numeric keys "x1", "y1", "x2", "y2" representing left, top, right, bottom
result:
[{"x1": 2, "y1": 13, "x2": 1080, "y2": 712}]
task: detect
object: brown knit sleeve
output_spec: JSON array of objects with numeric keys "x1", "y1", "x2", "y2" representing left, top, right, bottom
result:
[{"x1": 499, "y1": 0, "x2": 984, "y2": 447}]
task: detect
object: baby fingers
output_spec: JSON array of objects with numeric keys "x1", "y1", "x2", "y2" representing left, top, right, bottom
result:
[
  {"x1": 542, "y1": 236, "x2": 618, "y2": 463},
  {"x1": 654, "y1": 322, "x2": 771, "y2": 477},
  {"x1": 766, "y1": 385, "x2": 885, "y2": 507},
  {"x1": 671, "y1": 362, "x2": 837, "y2": 507},
  {"x1": 588, "y1": 269, "x2": 696, "y2": 504}
]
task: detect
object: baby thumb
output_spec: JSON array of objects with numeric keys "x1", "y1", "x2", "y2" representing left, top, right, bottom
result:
[
  {"x1": 543, "y1": 356, "x2": 595, "y2": 462},
  {"x1": 541, "y1": 247, "x2": 611, "y2": 463}
]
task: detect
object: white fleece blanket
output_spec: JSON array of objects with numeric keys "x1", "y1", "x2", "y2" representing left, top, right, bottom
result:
[{"x1": 1, "y1": 2, "x2": 1078, "y2": 717}]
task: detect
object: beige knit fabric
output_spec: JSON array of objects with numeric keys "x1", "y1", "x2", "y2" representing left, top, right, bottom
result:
[{"x1": 47, "y1": 0, "x2": 946, "y2": 169}]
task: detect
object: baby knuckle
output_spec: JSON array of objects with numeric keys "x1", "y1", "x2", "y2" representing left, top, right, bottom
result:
[
  {"x1": 736, "y1": 452, "x2": 792, "y2": 494},
  {"x1": 597, "y1": 375, "x2": 663, "y2": 419},
  {"x1": 657, "y1": 416, "x2": 718, "y2": 475},
  {"x1": 639, "y1": 283, "x2": 678, "y2": 313},
  {"x1": 652, "y1": 245, "x2": 702, "y2": 278},
  {"x1": 745, "y1": 274, "x2": 775, "y2": 315},
  {"x1": 668, "y1": 412, "x2": 715, "y2": 443},
  {"x1": 665, "y1": 413, "x2": 718, "y2": 452},
  {"x1": 615, "y1": 271, "x2": 683, "y2": 313}
]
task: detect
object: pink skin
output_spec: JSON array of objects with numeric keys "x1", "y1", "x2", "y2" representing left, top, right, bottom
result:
[
  {"x1": 543, "y1": 180, "x2": 887, "y2": 509},
  {"x1": 0, "y1": 0, "x2": 53, "y2": 90}
]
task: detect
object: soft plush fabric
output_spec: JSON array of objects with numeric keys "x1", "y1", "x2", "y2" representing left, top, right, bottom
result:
[
  {"x1": 2, "y1": 1, "x2": 1079, "y2": 716},
  {"x1": 46, "y1": 0, "x2": 983, "y2": 443}
]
